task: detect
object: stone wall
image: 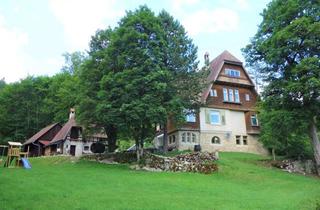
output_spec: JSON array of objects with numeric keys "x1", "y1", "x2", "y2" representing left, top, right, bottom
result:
[{"x1": 143, "y1": 152, "x2": 218, "y2": 174}]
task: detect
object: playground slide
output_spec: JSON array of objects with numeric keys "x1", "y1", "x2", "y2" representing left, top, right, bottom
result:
[{"x1": 21, "y1": 158, "x2": 31, "y2": 169}]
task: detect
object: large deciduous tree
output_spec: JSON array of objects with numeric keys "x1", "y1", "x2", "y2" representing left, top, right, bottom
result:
[
  {"x1": 242, "y1": 0, "x2": 320, "y2": 173},
  {"x1": 79, "y1": 6, "x2": 204, "y2": 158}
]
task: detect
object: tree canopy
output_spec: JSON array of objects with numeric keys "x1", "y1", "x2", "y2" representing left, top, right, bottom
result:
[
  {"x1": 77, "y1": 6, "x2": 204, "y2": 157},
  {"x1": 243, "y1": 0, "x2": 320, "y2": 171}
]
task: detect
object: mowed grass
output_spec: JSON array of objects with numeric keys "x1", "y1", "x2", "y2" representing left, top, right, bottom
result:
[{"x1": 0, "y1": 153, "x2": 320, "y2": 210}]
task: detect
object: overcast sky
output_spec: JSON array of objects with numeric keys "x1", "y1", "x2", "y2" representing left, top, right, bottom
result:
[{"x1": 0, "y1": 0, "x2": 270, "y2": 83}]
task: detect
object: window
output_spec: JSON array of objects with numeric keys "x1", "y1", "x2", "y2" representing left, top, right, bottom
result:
[
  {"x1": 169, "y1": 136, "x2": 172, "y2": 144},
  {"x1": 243, "y1": 136, "x2": 248, "y2": 145},
  {"x1": 234, "y1": 89, "x2": 240, "y2": 103},
  {"x1": 185, "y1": 110, "x2": 196, "y2": 122},
  {"x1": 211, "y1": 136, "x2": 220, "y2": 144},
  {"x1": 187, "y1": 133, "x2": 191, "y2": 142},
  {"x1": 172, "y1": 135, "x2": 176, "y2": 143},
  {"x1": 84, "y1": 146, "x2": 89, "y2": 151},
  {"x1": 236, "y1": 135, "x2": 241, "y2": 145},
  {"x1": 245, "y1": 94, "x2": 250, "y2": 101},
  {"x1": 192, "y1": 133, "x2": 196, "y2": 143},
  {"x1": 182, "y1": 133, "x2": 186, "y2": 142},
  {"x1": 210, "y1": 111, "x2": 221, "y2": 125},
  {"x1": 251, "y1": 115, "x2": 259, "y2": 126},
  {"x1": 210, "y1": 89, "x2": 217, "y2": 97},
  {"x1": 225, "y1": 69, "x2": 240, "y2": 77},
  {"x1": 228, "y1": 89, "x2": 234, "y2": 102},
  {"x1": 223, "y1": 88, "x2": 228, "y2": 101}
]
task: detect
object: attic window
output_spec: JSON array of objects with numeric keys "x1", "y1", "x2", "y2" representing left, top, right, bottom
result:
[{"x1": 225, "y1": 69, "x2": 240, "y2": 77}]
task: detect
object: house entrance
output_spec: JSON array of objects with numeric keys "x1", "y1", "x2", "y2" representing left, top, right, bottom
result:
[{"x1": 70, "y1": 145, "x2": 76, "y2": 156}]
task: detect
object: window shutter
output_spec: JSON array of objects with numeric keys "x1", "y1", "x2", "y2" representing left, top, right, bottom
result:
[
  {"x1": 205, "y1": 109, "x2": 211, "y2": 124},
  {"x1": 221, "y1": 111, "x2": 226, "y2": 125}
]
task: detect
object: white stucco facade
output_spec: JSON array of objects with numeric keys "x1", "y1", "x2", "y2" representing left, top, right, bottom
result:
[
  {"x1": 63, "y1": 140, "x2": 95, "y2": 157},
  {"x1": 154, "y1": 107, "x2": 268, "y2": 155}
]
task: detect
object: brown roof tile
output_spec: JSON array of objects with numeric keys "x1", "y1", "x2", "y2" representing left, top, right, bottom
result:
[
  {"x1": 48, "y1": 117, "x2": 80, "y2": 145},
  {"x1": 23, "y1": 123, "x2": 60, "y2": 145}
]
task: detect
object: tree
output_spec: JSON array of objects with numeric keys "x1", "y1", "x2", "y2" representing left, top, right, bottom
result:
[
  {"x1": 0, "y1": 76, "x2": 53, "y2": 143},
  {"x1": 157, "y1": 11, "x2": 203, "y2": 152},
  {"x1": 242, "y1": 0, "x2": 320, "y2": 173},
  {"x1": 79, "y1": 7, "x2": 204, "y2": 158},
  {"x1": 77, "y1": 28, "x2": 120, "y2": 152}
]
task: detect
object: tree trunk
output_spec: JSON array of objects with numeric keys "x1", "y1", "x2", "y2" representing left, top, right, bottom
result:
[
  {"x1": 105, "y1": 125, "x2": 117, "y2": 152},
  {"x1": 309, "y1": 116, "x2": 320, "y2": 175},
  {"x1": 163, "y1": 122, "x2": 168, "y2": 153},
  {"x1": 272, "y1": 148, "x2": 276, "y2": 161},
  {"x1": 135, "y1": 139, "x2": 141, "y2": 162}
]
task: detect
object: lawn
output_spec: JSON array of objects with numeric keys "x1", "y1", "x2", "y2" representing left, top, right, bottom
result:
[{"x1": 0, "y1": 152, "x2": 320, "y2": 210}]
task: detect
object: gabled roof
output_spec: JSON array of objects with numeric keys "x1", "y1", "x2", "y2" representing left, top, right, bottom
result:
[
  {"x1": 23, "y1": 123, "x2": 60, "y2": 145},
  {"x1": 207, "y1": 50, "x2": 242, "y2": 83},
  {"x1": 201, "y1": 50, "x2": 254, "y2": 103},
  {"x1": 48, "y1": 117, "x2": 80, "y2": 145}
]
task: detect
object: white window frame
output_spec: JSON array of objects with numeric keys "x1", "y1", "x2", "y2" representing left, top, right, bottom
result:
[
  {"x1": 187, "y1": 133, "x2": 191, "y2": 142},
  {"x1": 225, "y1": 69, "x2": 240, "y2": 77},
  {"x1": 209, "y1": 89, "x2": 214, "y2": 96},
  {"x1": 213, "y1": 89, "x2": 217, "y2": 97},
  {"x1": 210, "y1": 89, "x2": 218, "y2": 97},
  {"x1": 234, "y1": 89, "x2": 240, "y2": 103},
  {"x1": 210, "y1": 111, "x2": 221, "y2": 125},
  {"x1": 245, "y1": 94, "x2": 250, "y2": 101},
  {"x1": 228, "y1": 89, "x2": 234, "y2": 102},
  {"x1": 223, "y1": 88, "x2": 228, "y2": 101},
  {"x1": 181, "y1": 133, "x2": 186, "y2": 142},
  {"x1": 192, "y1": 133, "x2": 196, "y2": 143},
  {"x1": 251, "y1": 115, "x2": 259, "y2": 126}
]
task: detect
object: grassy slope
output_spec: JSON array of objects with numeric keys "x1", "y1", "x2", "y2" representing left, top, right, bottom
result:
[{"x1": 0, "y1": 153, "x2": 319, "y2": 210}]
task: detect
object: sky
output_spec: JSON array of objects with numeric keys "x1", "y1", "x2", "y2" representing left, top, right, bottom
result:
[{"x1": 0, "y1": 0, "x2": 271, "y2": 83}]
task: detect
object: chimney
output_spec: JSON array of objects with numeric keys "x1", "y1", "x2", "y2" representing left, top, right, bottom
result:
[
  {"x1": 204, "y1": 52, "x2": 210, "y2": 67},
  {"x1": 69, "y1": 108, "x2": 75, "y2": 119}
]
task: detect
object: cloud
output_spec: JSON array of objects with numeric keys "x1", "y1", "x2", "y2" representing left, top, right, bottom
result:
[
  {"x1": 235, "y1": 0, "x2": 250, "y2": 10},
  {"x1": 0, "y1": 15, "x2": 29, "y2": 82},
  {"x1": 182, "y1": 8, "x2": 239, "y2": 36},
  {"x1": 172, "y1": 0, "x2": 200, "y2": 11},
  {"x1": 49, "y1": 0, "x2": 123, "y2": 51}
]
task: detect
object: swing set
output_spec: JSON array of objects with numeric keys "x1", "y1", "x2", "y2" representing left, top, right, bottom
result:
[{"x1": 0, "y1": 141, "x2": 29, "y2": 168}]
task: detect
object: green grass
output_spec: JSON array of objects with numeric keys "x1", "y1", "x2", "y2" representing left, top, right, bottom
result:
[{"x1": 0, "y1": 153, "x2": 320, "y2": 210}]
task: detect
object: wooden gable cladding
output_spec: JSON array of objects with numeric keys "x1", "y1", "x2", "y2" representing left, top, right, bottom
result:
[
  {"x1": 206, "y1": 84, "x2": 258, "y2": 111},
  {"x1": 216, "y1": 63, "x2": 254, "y2": 86},
  {"x1": 167, "y1": 112, "x2": 200, "y2": 134}
]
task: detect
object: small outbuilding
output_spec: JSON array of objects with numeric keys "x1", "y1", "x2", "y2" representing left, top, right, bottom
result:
[{"x1": 23, "y1": 108, "x2": 108, "y2": 157}]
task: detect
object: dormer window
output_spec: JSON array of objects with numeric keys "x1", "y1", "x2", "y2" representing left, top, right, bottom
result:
[{"x1": 225, "y1": 69, "x2": 240, "y2": 78}]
